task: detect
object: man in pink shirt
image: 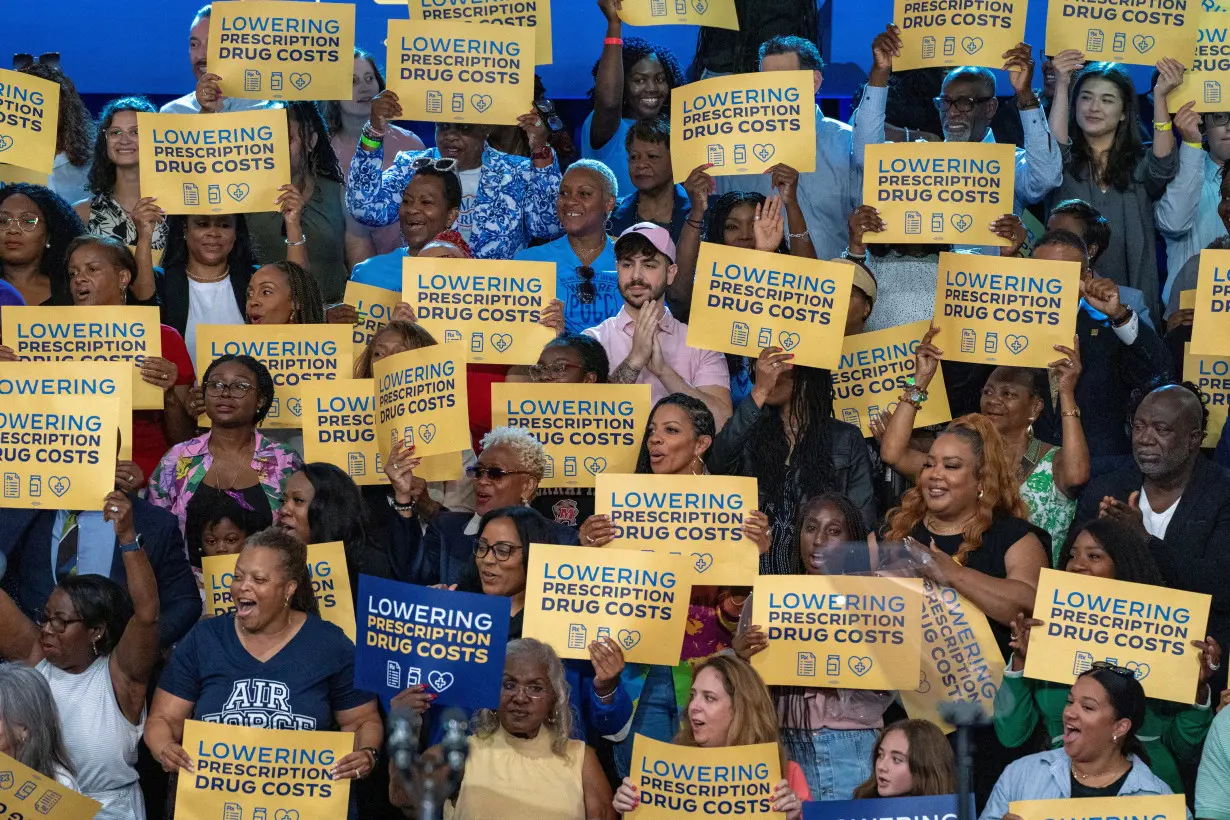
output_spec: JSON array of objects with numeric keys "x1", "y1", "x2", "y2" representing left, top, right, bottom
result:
[{"x1": 583, "y1": 223, "x2": 732, "y2": 428}]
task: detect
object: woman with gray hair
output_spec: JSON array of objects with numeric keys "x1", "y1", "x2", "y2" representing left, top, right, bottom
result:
[
  {"x1": 0, "y1": 664, "x2": 78, "y2": 789},
  {"x1": 382, "y1": 427, "x2": 580, "y2": 587}
]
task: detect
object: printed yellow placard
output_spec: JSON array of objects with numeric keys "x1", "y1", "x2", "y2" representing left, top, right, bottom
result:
[
  {"x1": 0, "y1": 362, "x2": 121, "y2": 510},
  {"x1": 403, "y1": 257, "x2": 556, "y2": 365},
  {"x1": 522, "y1": 543, "x2": 693, "y2": 666},
  {"x1": 931, "y1": 251, "x2": 1081, "y2": 368},
  {"x1": 618, "y1": 0, "x2": 740, "y2": 30},
  {"x1": 597, "y1": 473, "x2": 760, "y2": 586},
  {"x1": 202, "y1": 541, "x2": 356, "y2": 640},
  {"x1": 750, "y1": 575, "x2": 922, "y2": 689},
  {"x1": 138, "y1": 110, "x2": 290, "y2": 215},
  {"x1": 834, "y1": 320, "x2": 954, "y2": 437},
  {"x1": 386, "y1": 20, "x2": 535, "y2": 126},
  {"x1": 345, "y1": 280, "x2": 400, "y2": 364},
  {"x1": 176, "y1": 720, "x2": 352, "y2": 820},
  {"x1": 3, "y1": 306, "x2": 164, "y2": 410},
  {"x1": 627, "y1": 735, "x2": 783, "y2": 820},
  {"x1": 1046, "y1": 0, "x2": 1196, "y2": 68},
  {"x1": 373, "y1": 343, "x2": 471, "y2": 459},
  {"x1": 407, "y1": 0, "x2": 553, "y2": 65},
  {"x1": 1011, "y1": 794, "x2": 1186, "y2": 820},
  {"x1": 1181, "y1": 288, "x2": 1197, "y2": 311},
  {"x1": 1190, "y1": 249, "x2": 1230, "y2": 355},
  {"x1": 1167, "y1": 9, "x2": 1230, "y2": 111},
  {"x1": 194, "y1": 324, "x2": 353, "y2": 429},
  {"x1": 686, "y1": 243, "x2": 854, "y2": 369},
  {"x1": 893, "y1": 577, "x2": 1005, "y2": 732},
  {"x1": 112, "y1": 365, "x2": 134, "y2": 462},
  {"x1": 1025, "y1": 567, "x2": 1210, "y2": 704},
  {"x1": 672, "y1": 71, "x2": 817, "y2": 183},
  {"x1": 0, "y1": 164, "x2": 49, "y2": 185},
  {"x1": 863, "y1": 142, "x2": 1015, "y2": 245},
  {"x1": 208, "y1": 1, "x2": 356, "y2": 101},
  {"x1": 1184, "y1": 342, "x2": 1229, "y2": 448},
  {"x1": 895, "y1": 0, "x2": 1028, "y2": 70},
  {"x1": 0, "y1": 750, "x2": 101, "y2": 819},
  {"x1": 491, "y1": 383, "x2": 652, "y2": 488},
  {"x1": 0, "y1": 68, "x2": 60, "y2": 174}
]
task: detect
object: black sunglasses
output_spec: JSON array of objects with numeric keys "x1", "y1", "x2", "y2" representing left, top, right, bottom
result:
[
  {"x1": 576, "y1": 266, "x2": 596, "y2": 305},
  {"x1": 13, "y1": 52, "x2": 60, "y2": 71},
  {"x1": 1091, "y1": 661, "x2": 1139, "y2": 679}
]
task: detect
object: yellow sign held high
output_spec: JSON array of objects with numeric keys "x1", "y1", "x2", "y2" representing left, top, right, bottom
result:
[
  {"x1": 1168, "y1": 10, "x2": 1230, "y2": 112},
  {"x1": 0, "y1": 68, "x2": 60, "y2": 174},
  {"x1": 345, "y1": 281, "x2": 400, "y2": 363},
  {"x1": 1190, "y1": 249, "x2": 1230, "y2": 355},
  {"x1": 373, "y1": 344, "x2": 471, "y2": 459},
  {"x1": 1046, "y1": 0, "x2": 1197, "y2": 68},
  {"x1": 407, "y1": 0, "x2": 553, "y2": 64},
  {"x1": 619, "y1": 0, "x2": 740, "y2": 30},
  {"x1": 1184, "y1": 342, "x2": 1229, "y2": 448},
  {"x1": 895, "y1": 0, "x2": 1028, "y2": 70}
]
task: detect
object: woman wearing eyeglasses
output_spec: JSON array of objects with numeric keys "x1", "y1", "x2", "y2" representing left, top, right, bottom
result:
[
  {"x1": 0, "y1": 183, "x2": 87, "y2": 306},
  {"x1": 148, "y1": 354, "x2": 301, "y2": 540},
  {"x1": 514, "y1": 160, "x2": 622, "y2": 335},
  {"x1": 0, "y1": 490, "x2": 161, "y2": 820}
]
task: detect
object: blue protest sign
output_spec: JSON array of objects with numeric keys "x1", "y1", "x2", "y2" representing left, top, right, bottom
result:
[
  {"x1": 355, "y1": 574, "x2": 510, "y2": 710},
  {"x1": 804, "y1": 794, "x2": 964, "y2": 820}
]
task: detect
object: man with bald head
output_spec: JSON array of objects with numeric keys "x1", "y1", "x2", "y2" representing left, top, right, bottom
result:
[{"x1": 1073, "y1": 382, "x2": 1230, "y2": 688}]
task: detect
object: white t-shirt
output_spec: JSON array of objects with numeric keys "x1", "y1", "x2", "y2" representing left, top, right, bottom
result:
[
  {"x1": 186, "y1": 277, "x2": 245, "y2": 370},
  {"x1": 1140, "y1": 487, "x2": 1181, "y2": 539},
  {"x1": 456, "y1": 168, "x2": 482, "y2": 240}
]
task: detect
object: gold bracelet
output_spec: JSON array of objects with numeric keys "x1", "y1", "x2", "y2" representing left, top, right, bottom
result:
[{"x1": 1061, "y1": 408, "x2": 1082, "y2": 418}]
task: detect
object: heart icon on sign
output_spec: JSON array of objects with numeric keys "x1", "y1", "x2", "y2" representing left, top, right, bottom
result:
[
  {"x1": 490, "y1": 333, "x2": 513, "y2": 352},
  {"x1": 275, "y1": 811, "x2": 300, "y2": 820},
  {"x1": 583, "y1": 457, "x2": 607, "y2": 475},
  {"x1": 617, "y1": 629, "x2": 642, "y2": 650},
  {"x1": 691, "y1": 553, "x2": 714, "y2": 573},
  {"x1": 49, "y1": 476, "x2": 71, "y2": 497},
  {"x1": 471, "y1": 95, "x2": 493, "y2": 113},
  {"x1": 778, "y1": 331, "x2": 800, "y2": 350},
  {"x1": 752, "y1": 144, "x2": 775, "y2": 162},
  {"x1": 916, "y1": 670, "x2": 931, "y2": 694},
  {"x1": 950, "y1": 213, "x2": 974, "y2": 233},
  {"x1": 226, "y1": 183, "x2": 250, "y2": 202},
  {"x1": 961, "y1": 36, "x2": 984, "y2": 55},
  {"x1": 428, "y1": 670, "x2": 455, "y2": 691},
  {"x1": 1132, "y1": 34, "x2": 1156, "y2": 53},
  {"x1": 287, "y1": 397, "x2": 301, "y2": 417},
  {"x1": 1125, "y1": 661, "x2": 1151, "y2": 680},
  {"x1": 848, "y1": 656, "x2": 874, "y2": 676},
  {"x1": 418, "y1": 423, "x2": 437, "y2": 443},
  {"x1": 0, "y1": 135, "x2": 13, "y2": 153},
  {"x1": 289, "y1": 72, "x2": 312, "y2": 91},
  {"x1": 1004, "y1": 334, "x2": 1029, "y2": 355}
]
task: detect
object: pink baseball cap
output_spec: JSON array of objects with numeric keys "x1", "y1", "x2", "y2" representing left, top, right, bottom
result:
[{"x1": 615, "y1": 222, "x2": 677, "y2": 264}]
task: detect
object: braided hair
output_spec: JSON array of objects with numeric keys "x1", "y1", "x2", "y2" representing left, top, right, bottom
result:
[
  {"x1": 0, "y1": 183, "x2": 86, "y2": 306},
  {"x1": 87, "y1": 96, "x2": 157, "y2": 196},
  {"x1": 258, "y1": 261, "x2": 324, "y2": 325},
  {"x1": 203, "y1": 354, "x2": 276, "y2": 425},
  {"x1": 744, "y1": 365, "x2": 839, "y2": 508},
  {"x1": 270, "y1": 101, "x2": 345, "y2": 185},
  {"x1": 589, "y1": 36, "x2": 687, "y2": 117}
]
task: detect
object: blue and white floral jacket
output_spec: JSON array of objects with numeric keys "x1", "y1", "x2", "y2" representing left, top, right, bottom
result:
[{"x1": 345, "y1": 143, "x2": 563, "y2": 260}]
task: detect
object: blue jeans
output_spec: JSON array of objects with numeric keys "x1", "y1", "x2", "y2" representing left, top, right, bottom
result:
[
  {"x1": 614, "y1": 665, "x2": 680, "y2": 779},
  {"x1": 781, "y1": 727, "x2": 877, "y2": 801}
]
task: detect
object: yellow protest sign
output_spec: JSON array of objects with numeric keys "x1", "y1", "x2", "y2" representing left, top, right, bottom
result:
[
  {"x1": 522, "y1": 543, "x2": 693, "y2": 666},
  {"x1": 863, "y1": 142, "x2": 1015, "y2": 245},
  {"x1": 373, "y1": 343, "x2": 471, "y2": 458},
  {"x1": 627, "y1": 735, "x2": 783, "y2": 819},
  {"x1": 1184, "y1": 342, "x2": 1229, "y2": 448},
  {"x1": 176, "y1": 720, "x2": 352, "y2": 820},
  {"x1": 0, "y1": 164, "x2": 49, "y2": 185},
  {"x1": 403, "y1": 257, "x2": 556, "y2": 365},
  {"x1": 112, "y1": 365, "x2": 134, "y2": 462},
  {"x1": 834, "y1": 320, "x2": 954, "y2": 436},
  {"x1": 1181, "y1": 288, "x2": 1197, "y2": 311},
  {"x1": 1190, "y1": 249, "x2": 1230, "y2": 355},
  {"x1": 895, "y1": 0, "x2": 1028, "y2": 70},
  {"x1": 1011, "y1": 794, "x2": 1186, "y2": 820},
  {"x1": 685, "y1": 244, "x2": 854, "y2": 369},
  {"x1": 0, "y1": 750, "x2": 101, "y2": 819},
  {"x1": 750, "y1": 575, "x2": 922, "y2": 689},
  {"x1": 0, "y1": 68, "x2": 60, "y2": 174},
  {"x1": 201, "y1": 541, "x2": 356, "y2": 640},
  {"x1": 491, "y1": 383, "x2": 652, "y2": 488},
  {"x1": 345, "y1": 280, "x2": 400, "y2": 363},
  {"x1": 194, "y1": 324, "x2": 353, "y2": 429},
  {"x1": 138, "y1": 110, "x2": 290, "y2": 216},
  {"x1": 931, "y1": 251, "x2": 1081, "y2": 368},
  {"x1": 893, "y1": 577, "x2": 1005, "y2": 732},
  {"x1": 407, "y1": 0, "x2": 553, "y2": 64},
  {"x1": 207, "y1": 1, "x2": 355, "y2": 101},
  {"x1": 385, "y1": 20, "x2": 535, "y2": 126},
  {"x1": 0, "y1": 362, "x2": 121, "y2": 510},
  {"x1": 1046, "y1": 0, "x2": 1196, "y2": 68},
  {"x1": 2, "y1": 306, "x2": 164, "y2": 410},
  {"x1": 618, "y1": 0, "x2": 740, "y2": 29},
  {"x1": 1025, "y1": 567, "x2": 1210, "y2": 704},
  {"x1": 596, "y1": 473, "x2": 760, "y2": 586},
  {"x1": 301, "y1": 378, "x2": 383, "y2": 485},
  {"x1": 672, "y1": 71, "x2": 817, "y2": 183},
  {"x1": 1167, "y1": 10, "x2": 1230, "y2": 111}
]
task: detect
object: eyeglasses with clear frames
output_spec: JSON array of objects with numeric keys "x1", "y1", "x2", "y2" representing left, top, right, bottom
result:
[
  {"x1": 0, "y1": 216, "x2": 41, "y2": 233},
  {"x1": 106, "y1": 127, "x2": 140, "y2": 143},
  {"x1": 1209, "y1": 112, "x2": 1230, "y2": 128},
  {"x1": 502, "y1": 679, "x2": 550, "y2": 699},
  {"x1": 203, "y1": 380, "x2": 255, "y2": 398},
  {"x1": 529, "y1": 361, "x2": 583, "y2": 382},
  {"x1": 474, "y1": 540, "x2": 523, "y2": 562}
]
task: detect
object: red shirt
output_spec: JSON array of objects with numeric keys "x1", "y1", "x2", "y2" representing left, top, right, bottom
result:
[
  {"x1": 467, "y1": 364, "x2": 509, "y2": 453},
  {"x1": 132, "y1": 325, "x2": 196, "y2": 480}
]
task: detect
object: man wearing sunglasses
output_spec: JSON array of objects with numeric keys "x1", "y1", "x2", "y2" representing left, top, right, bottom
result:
[{"x1": 160, "y1": 4, "x2": 268, "y2": 114}]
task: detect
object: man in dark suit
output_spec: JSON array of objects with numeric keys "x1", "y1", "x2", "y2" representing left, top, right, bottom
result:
[{"x1": 1073, "y1": 382, "x2": 1230, "y2": 689}]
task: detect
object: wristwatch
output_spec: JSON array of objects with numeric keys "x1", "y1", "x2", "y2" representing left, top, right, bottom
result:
[{"x1": 119, "y1": 534, "x2": 145, "y2": 553}]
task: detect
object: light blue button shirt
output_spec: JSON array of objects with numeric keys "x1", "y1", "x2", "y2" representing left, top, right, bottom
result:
[
  {"x1": 50, "y1": 510, "x2": 116, "y2": 582},
  {"x1": 1155, "y1": 145, "x2": 1225, "y2": 306}
]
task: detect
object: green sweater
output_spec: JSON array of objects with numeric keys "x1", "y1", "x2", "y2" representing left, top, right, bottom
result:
[{"x1": 993, "y1": 668, "x2": 1213, "y2": 794}]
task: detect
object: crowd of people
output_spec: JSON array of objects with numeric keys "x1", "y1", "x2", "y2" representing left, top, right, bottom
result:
[{"x1": 4, "y1": 1, "x2": 1230, "y2": 819}]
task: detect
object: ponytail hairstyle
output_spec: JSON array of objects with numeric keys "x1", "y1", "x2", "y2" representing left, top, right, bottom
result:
[
  {"x1": 242, "y1": 527, "x2": 319, "y2": 615},
  {"x1": 1078, "y1": 666, "x2": 1149, "y2": 763}
]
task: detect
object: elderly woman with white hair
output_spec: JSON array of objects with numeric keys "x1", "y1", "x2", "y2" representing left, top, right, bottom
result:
[
  {"x1": 383, "y1": 426, "x2": 580, "y2": 587},
  {"x1": 515, "y1": 159, "x2": 623, "y2": 334},
  {"x1": 0, "y1": 664, "x2": 78, "y2": 789}
]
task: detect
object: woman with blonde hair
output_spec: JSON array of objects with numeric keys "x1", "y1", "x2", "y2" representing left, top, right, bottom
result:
[
  {"x1": 612, "y1": 655, "x2": 810, "y2": 820},
  {"x1": 852, "y1": 719, "x2": 957, "y2": 798}
]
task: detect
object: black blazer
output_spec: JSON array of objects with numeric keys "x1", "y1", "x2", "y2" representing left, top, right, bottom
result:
[
  {"x1": 156, "y1": 264, "x2": 252, "y2": 337},
  {"x1": 0, "y1": 495, "x2": 202, "y2": 648}
]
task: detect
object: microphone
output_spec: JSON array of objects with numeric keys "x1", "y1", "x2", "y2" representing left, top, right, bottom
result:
[{"x1": 387, "y1": 706, "x2": 423, "y2": 785}]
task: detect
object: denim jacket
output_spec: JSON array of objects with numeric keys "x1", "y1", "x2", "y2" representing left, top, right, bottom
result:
[{"x1": 345, "y1": 143, "x2": 563, "y2": 260}]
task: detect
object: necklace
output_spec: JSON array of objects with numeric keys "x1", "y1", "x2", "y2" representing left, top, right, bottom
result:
[
  {"x1": 570, "y1": 237, "x2": 606, "y2": 266},
  {"x1": 924, "y1": 513, "x2": 975, "y2": 536},
  {"x1": 1072, "y1": 757, "x2": 1129, "y2": 783},
  {"x1": 187, "y1": 265, "x2": 230, "y2": 284}
]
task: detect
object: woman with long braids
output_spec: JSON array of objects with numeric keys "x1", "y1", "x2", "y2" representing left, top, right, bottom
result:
[{"x1": 709, "y1": 347, "x2": 875, "y2": 574}]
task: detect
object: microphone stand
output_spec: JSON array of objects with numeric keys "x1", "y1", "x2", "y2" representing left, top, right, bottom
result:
[
  {"x1": 939, "y1": 700, "x2": 990, "y2": 820},
  {"x1": 388, "y1": 707, "x2": 470, "y2": 820}
]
